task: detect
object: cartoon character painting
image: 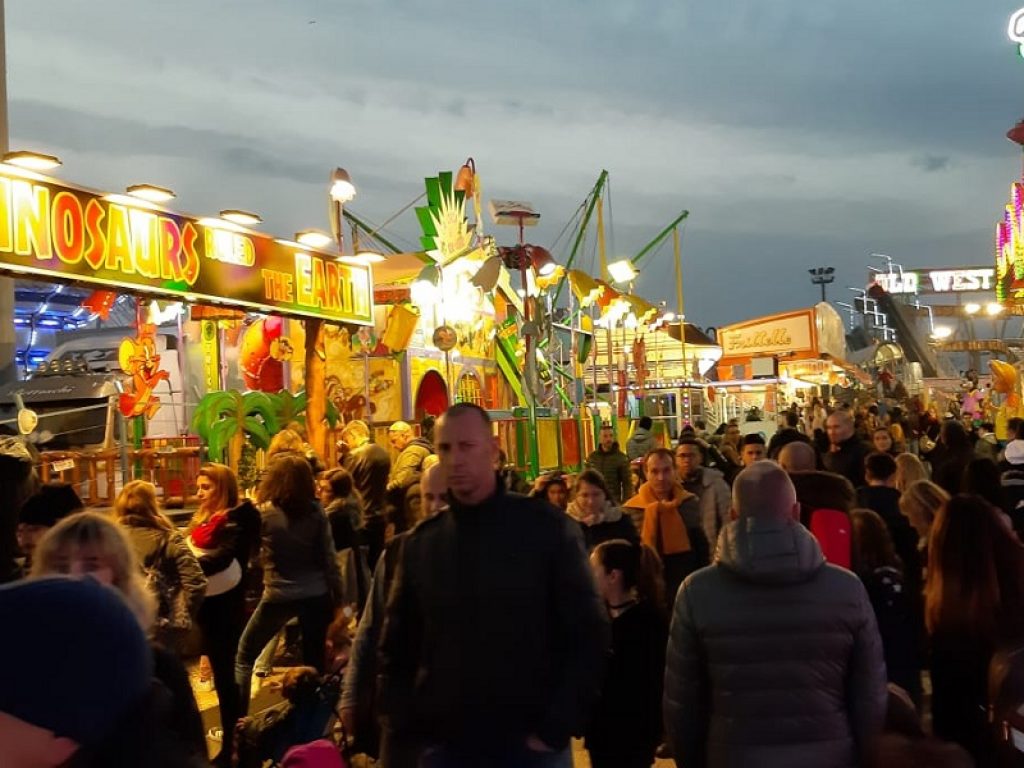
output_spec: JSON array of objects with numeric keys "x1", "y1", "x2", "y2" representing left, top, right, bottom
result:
[
  {"x1": 118, "y1": 324, "x2": 170, "y2": 418},
  {"x1": 239, "y1": 316, "x2": 294, "y2": 392}
]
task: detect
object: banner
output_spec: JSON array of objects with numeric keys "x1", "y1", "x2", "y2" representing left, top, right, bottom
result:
[{"x1": 0, "y1": 168, "x2": 373, "y2": 324}]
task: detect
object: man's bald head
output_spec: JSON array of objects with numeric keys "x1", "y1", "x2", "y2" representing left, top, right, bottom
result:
[
  {"x1": 732, "y1": 461, "x2": 799, "y2": 522},
  {"x1": 419, "y1": 462, "x2": 448, "y2": 519},
  {"x1": 778, "y1": 441, "x2": 817, "y2": 473}
]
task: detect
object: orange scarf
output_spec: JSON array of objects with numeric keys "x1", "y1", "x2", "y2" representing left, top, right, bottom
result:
[{"x1": 625, "y1": 482, "x2": 694, "y2": 555}]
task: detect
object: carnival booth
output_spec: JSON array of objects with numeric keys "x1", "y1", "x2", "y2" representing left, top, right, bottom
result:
[
  {"x1": 712, "y1": 303, "x2": 865, "y2": 433},
  {"x1": 0, "y1": 157, "x2": 374, "y2": 502}
]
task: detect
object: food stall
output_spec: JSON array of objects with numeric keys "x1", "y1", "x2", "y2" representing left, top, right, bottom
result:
[{"x1": 712, "y1": 303, "x2": 865, "y2": 433}]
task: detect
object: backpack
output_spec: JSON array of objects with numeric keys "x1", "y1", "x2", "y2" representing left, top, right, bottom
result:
[
  {"x1": 143, "y1": 534, "x2": 192, "y2": 631},
  {"x1": 809, "y1": 508, "x2": 852, "y2": 569},
  {"x1": 990, "y1": 645, "x2": 1024, "y2": 767}
]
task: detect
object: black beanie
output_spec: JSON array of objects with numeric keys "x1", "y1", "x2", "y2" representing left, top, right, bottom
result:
[{"x1": 18, "y1": 483, "x2": 85, "y2": 527}]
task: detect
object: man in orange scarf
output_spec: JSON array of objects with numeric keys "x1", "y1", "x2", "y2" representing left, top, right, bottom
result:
[{"x1": 624, "y1": 448, "x2": 710, "y2": 610}]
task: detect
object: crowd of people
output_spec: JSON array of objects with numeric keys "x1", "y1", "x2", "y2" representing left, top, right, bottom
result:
[{"x1": 2, "y1": 398, "x2": 1023, "y2": 767}]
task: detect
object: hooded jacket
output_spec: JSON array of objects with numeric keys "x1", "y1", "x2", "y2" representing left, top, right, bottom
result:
[
  {"x1": 664, "y1": 517, "x2": 887, "y2": 768},
  {"x1": 585, "y1": 443, "x2": 633, "y2": 503},
  {"x1": 626, "y1": 427, "x2": 655, "y2": 461},
  {"x1": 119, "y1": 519, "x2": 208, "y2": 623},
  {"x1": 565, "y1": 498, "x2": 638, "y2": 552}
]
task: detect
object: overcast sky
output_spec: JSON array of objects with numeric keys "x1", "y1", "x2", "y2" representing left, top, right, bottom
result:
[{"x1": 6, "y1": 0, "x2": 1024, "y2": 326}]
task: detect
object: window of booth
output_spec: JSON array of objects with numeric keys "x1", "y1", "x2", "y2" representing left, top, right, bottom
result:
[{"x1": 456, "y1": 370, "x2": 485, "y2": 407}]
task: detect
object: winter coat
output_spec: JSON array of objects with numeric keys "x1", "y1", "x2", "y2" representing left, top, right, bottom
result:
[
  {"x1": 624, "y1": 483, "x2": 710, "y2": 611},
  {"x1": 388, "y1": 437, "x2": 433, "y2": 494},
  {"x1": 378, "y1": 485, "x2": 610, "y2": 756},
  {"x1": 258, "y1": 501, "x2": 343, "y2": 603},
  {"x1": 342, "y1": 441, "x2": 391, "y2": 518},
  {"x1": 682, "y1": 467, "x2": 732, "y2": 553},
  {"x1": 565, "y1": 498, "x2": 638, "y2": 552},
  {"x1": 664, "y1": 516, "x2": 887, "y2": 768},
  {"x1": 585, "y1": 599, "x2": 666, "y2": 762},
  {"x1": 823, "y1": 435, "x2": 872, "y2": 488},
  {"x1": 626, "y1": 427, "x2": 655, "y2": 461},
  {"x1": 585, "y1": 444, "x2": 633, "y2": 503},
  {"x1": 121, "y1": 519, "x2": 207, "y2": 625}
]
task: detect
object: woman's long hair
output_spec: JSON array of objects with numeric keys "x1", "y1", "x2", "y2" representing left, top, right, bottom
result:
[
  {"x1": 258, "y1": 454, "x2": 317, "y2": 518},
  {"x1": 850, "y1": 508, "x2": 901, "y2": 576},
  {"x1": 924, "y1": 494, "x2": 1024, "y2": 642},
  {"x1": 894, "y1": 453, "x2": 928, "y2": 494},
  {"x1": 190, "y1": 463, "x2": 239, "y2": 530},
  {"x1": 30, "y1": 512, "x2": 157, "y2": 630},
  {"x1": 113, "y1": 480, "x2": 173, "y2": 531},
  {"x1": 593, "y1": 539, "x2": 665, "y2": 613},
  {"x1": 899, "y1": 480, "x2": 949, "y2": 536}
]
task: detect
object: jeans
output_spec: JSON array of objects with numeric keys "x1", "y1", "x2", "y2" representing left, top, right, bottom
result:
[
  {"x1": 419, "y1": 744, "x2": 573, "y2": 768},
  {"x1": 234, "y1": 593, "x2": 333, "y2": 714},
  {"x1": 198, "y1": 585, "x2": 245, "y2": 737}
]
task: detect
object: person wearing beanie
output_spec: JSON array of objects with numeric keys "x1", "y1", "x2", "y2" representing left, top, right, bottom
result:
[
  {"x1": 16, "y1": 482, "x2": 84, "y2": 573},
  {"x1": 0, "y1": 576, "x2": 153, "y2": 766}
]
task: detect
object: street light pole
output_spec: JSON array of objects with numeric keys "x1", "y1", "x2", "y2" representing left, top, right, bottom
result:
[{"x1": 809, "y1": 266, "x2": 836, "y2": 303}]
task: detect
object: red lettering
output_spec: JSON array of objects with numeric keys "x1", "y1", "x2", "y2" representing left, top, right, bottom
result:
[
  {"x1": 158, "y1": 218, "x2": 182, "y2": 281},
  {"x1": 180, "y1": 222, "x2": 200, "y2": 285},
  {"x1": 51, "y1": 191, "x2": 83, "y2": 265},
  {"x1": 105, "y1": 205, "x2": 134, "y2": 273},
  {"x1": 83, "y1": 199, "x2": 106, "y2": 269}
]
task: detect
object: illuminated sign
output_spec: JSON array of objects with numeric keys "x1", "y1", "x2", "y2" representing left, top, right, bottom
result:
[
  {"x1": 870, "y1": 267, "x2": 995, "y2": 296},
  {"x1": 997, "y1": 182, "x2": 1024, "y2": 307},
  {"x1": 1010, "y1": 8, "x2": 1024, "y2": 57},
  {"x1": 0, "y1": 168, "x2": 373, "y2": 324},
  {"x1": 720, "y1": 310, "x2": 815, "y2": 357}
]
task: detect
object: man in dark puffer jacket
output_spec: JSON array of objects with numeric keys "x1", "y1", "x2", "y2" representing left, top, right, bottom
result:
[{"x1": 664, "y1": 462, "x2": 887, "y2": 768}]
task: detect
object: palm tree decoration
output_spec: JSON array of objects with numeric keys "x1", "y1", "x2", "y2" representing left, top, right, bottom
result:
[
  {"x1": 271, "y1": 389, "x2": 340, "y2": 431},
  {"x1": 191, "y1": 390, "x2": 280, "y2": 469}
]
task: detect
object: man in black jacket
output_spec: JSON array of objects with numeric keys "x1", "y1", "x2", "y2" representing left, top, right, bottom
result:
[
  {"x1": 585, "y1": 424, "x2": 632, "y2": 503},
  {"x1": 339, "y1": 419, "x2": 390, "y2": 566},
  {"x1": 824, "y1": 409, "x2": 871, "y2": 487},
  {"x1": 379, "y1": 403, "x2": 610, "y2": 767}
]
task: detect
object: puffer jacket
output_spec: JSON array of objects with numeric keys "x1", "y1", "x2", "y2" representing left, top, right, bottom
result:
[
  {"x1": 664, "y1": 516, "x2": 887, "y2": 768},
  {"x1": 685, "y1": 467, "x2": 731, "y2": 553},
  {"x1": 565, "y1": 498, "x2": 638, "y2": 552},
  {"x1": 585, "y1": 445, "x2": 633, "y2": 503}
]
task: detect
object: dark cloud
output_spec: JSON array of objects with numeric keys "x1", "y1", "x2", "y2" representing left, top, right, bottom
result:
[{"x1": 911, "y1": 154, "x2": 952, "y2": 172}]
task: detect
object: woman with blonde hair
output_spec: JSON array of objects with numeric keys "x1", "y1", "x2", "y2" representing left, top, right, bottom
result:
[
  {"x1": 31, "y1": 511, "x2": 155, "y2": 628},
  {"x1": 114, "y1": 480, "x2": 206, "y2": 652},
  {"x1": 188, "y1": 463, "x2": 256, "y2": 757},
  {"x1": 899, "y1": 479, "x2": 949, "y2": 540},
  {"x1": 30, "y1": 511, "x2": 208, "y2": 759},
  {"x1": 894, "y1": 453, "x2": 929, "y2": 494}
]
